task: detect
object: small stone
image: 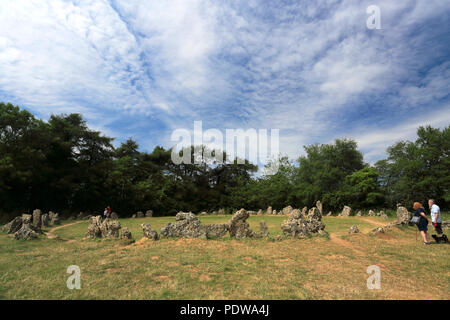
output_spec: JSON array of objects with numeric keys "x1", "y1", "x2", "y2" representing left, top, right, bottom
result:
[
  {"x1": 136, "y1": 211, "x2": 144, "y2": 218},
  {"x1": 121, "y1": 227, "x2": 133, "y2": 239},
  {"x1": 349, "y1": 225, "x2": 360, "y2": 234},
  {"x1": 145, "y1": 210, "x2": 153, "y2": 217},
  {"x1": 142, "y1": 223, "x2": 159, "y2": 240},
  {"x1": 339, "y1": 206, "x2": 351, "y2": 217},
  {"x1": 110, "y1": 212, "x2": 119, "y2": 219}
]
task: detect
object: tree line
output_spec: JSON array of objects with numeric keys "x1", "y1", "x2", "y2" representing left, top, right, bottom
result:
[{"x1": 0, "y1": 102, "x2": 448, "y2": 218}]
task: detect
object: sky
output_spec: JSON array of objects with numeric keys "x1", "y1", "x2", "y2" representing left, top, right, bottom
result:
[{"x1": 0, "y1": 0, "x2": 449, "y2": 166}]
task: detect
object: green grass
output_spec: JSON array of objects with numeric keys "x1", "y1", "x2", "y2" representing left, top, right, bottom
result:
[{"x1": 0, "y1": 214, "x2": 448, "y2": 300}]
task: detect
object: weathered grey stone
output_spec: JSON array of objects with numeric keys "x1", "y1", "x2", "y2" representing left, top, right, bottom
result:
[
  {"x1": 273, "y1": 210, "x2": 277, "y2": 215},
  {"x1": 85, "y1": 216, "x2": 103, "y2": 239},
  {"x1": 228, "y1": 209, "x2": 253, "y2": 239},
  {"x1": 380, "y1": 211, "x2": 388, "y2": 219},
  {"x1": 266, "y1": 206, "x2": 272, "y2": 215},
  {"x1": 32, "y1": 209, "x2": 42, "y2": 230},
  {"x1": 290, "y1": 209, "x2": 303, "y2": 219},
  {"x1": 349, "y1": 225, "x2": 360, "y2": 234},
  {"x1": 396, "y1": 206, "x2": 410, "y2": 225},
  {"x1": 204, "y1": 224, "x2": 229, "y2": 238},
  {"x1": 370, "y1": 227, "x2": 384, "y2": 235},
  {"x1": 110, "y1": 212, "x2": 119, "y2": 219},
  {"x1": 136, "y1": 211, "x2": 144, "y2": 218},
  {"x1": 356, "y1": 210, "x2": 362, "y2": 217},
  {"x1": 131, "y1": 214, "x2": 137, "y2": 218},
  {"x1": 257, "y1": 209, "x2": 263, "y2": 215},
  {"x1": 161, "y1": 212, "x2": 206, "y2": 238},
  {"x1": 121, "y1": 227, "x2": 132, "y2": 239},
  {"x1": 41, "y1": 213, "x2": 49, "y2": 227},
  {"x1": 14, "y1": 222, "x2": 39, "y2": 240},
  {"x1": 326, "y1": 211, "x2": 332, "y2": 216},
  {"x1": 100, "y1": 218, "x2": 121, "y2": 238},
  {"x1": 218, "y1": 208, "x2": 225, "y2": 215},
  {"x1": 301, "y1": 207, "x2": 308, "y2": 216},
  {"x1": 307, "y1": 207, "x2": 322, "y2": 221},
  {"x1": 282, "y1": 205, "x2": 293, "y2": 215},
  {"x1": 258, "y1": 220, "x2": 269, "y2": 237},
  {"x1": 1, "y1": 216, "x2": 23, "y2": 234},
  {"x1": 50, "y1": 213, "x2": 60, "y2": 225},
  {"x1": 316, "y1": 200, "x2": 323, "y2": 216},
  {"x1": 199, "y1": 211, "x2": 208, "y2": 216},
  {"x1": 142, "y1": 223, "x2": 159, "y2": 240},
  {"x1": 22, "y1": 214, "x2": 32, "y2": 224},
  {"x1": 368, "y1": 210, "x2": 376, "y2": 217},
  {"x1": 281, "y1": 206, "x2": 325, "y2": 238},
  {"x1": 339, "y1": 206, "x2": 351, "y2": 217},
  {"x1": 145, "y1": 210, "x2": 153, "y2": 217}
]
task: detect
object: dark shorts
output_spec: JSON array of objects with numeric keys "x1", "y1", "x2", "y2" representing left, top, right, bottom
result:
[{"x1": 417, "y1": 220, "x2": 428, "y2": 232}]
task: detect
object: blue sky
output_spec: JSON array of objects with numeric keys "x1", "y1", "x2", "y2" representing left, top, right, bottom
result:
[{"x1": 0, "y1": 0, "x2": 449, "y2": 164}]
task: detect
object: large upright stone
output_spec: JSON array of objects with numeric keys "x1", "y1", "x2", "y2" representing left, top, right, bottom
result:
[
  {"x1": 316, "y1": 201, "x2": 323, "y2": 216},
  {"x1": 266, "y1": 206, "x2": 272, "y2": 215},
  {"x1": 228, "y1": 209, "x2": 253, "y2": 239},
  {"x1": 145, "y1": 210, "x2": 153, "y2": 217},
  {"x1": 218, "y1": 208, "x2": 225, "y2": 215},
  {"x1": 100, "y1": 218, "x2": 121, "y2": 238},
  {"x1": 160, "y1": 212, "x2": 206, "y2": 238},
  {"x1": 281, "y1": 206, "x2": 325, "y2": 238},
  {"x1": 50, "y1": 213, "x2": 60, "y2": 225},
  {"x1": 282, "y1": 205, "x2": 293, "y2": 215},
  {"x1": 1, "y1": 216, "x2": 23, "y2": 234},
  {"x1": 41, "y1": 213, "x2": 49, "y2": 227},
  {"x1": 32, "y1": 209, "x2": 42, "y2": 230},
  {"x1": 368, "y1": 210, "x2": 376, "y2": 217},
  {"x1": 396, "y1": 206, "x2": 410, "y2": 225},
  {"x1": 85, "y1": 216, "x2": 103, "y2": 239},
  {"x1": 14, "y1": 222, "x2": 39, "y2": 240},
  {"x1": 340, "y1": 206, "x2": 351, "y2": 217},
  {"x1": 136, "y1": 211, "x2": 144, "y2": 218}
]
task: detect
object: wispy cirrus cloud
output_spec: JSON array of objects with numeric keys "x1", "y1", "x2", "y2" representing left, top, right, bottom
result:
[{"x1": 0, "y1": 0, "x2": 448, "y2": 164}]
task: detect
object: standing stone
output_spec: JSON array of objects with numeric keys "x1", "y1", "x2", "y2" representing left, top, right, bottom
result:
[
  {"x1": 266, "y1": 206, "x2": 272, "y2": 215},
  {"x1": 368, "y1": 210, "x2": 376, "y2": 217},
  {"x1": 136, "y1": 211, "x2": 144, "y2": 218},
  {"x1": 396, "y1": 206, "x2": 410, "y2": 225},
  {"x1": 282, "y1": 205, "x2": 293, "y2": 215},
  {"x1": 273, "y1": 210, "x2": 277, "y2": 215},
  {"x1": 380, "y1": 211, "x2": 388, "y2": 219},
  {"x1": 326, "y1": 211, "x2": 332, "y2": 216},
  {"x1": 349, "y1": 225, "x2": 360, "y2": 234},
  {"x1": 41, "y1": 213, "x2": 49, "y2": 227},
  {"x1": 316, "y1": 201, "x2": 323, "y2": 216},
  {"x1": 257, "y1": 209, "x2": 263, "y2": 215},
  {"x1": 110, "y1": 212, "x2": 119, "y2": 219},
  {"x1": 145, "y1": 210, "x2": 153, "y2": 217},
  {"x1": 204, "y1": 224, "x2": 229, "y2": 239},
  {"x1": 50, "y1": 213, "x2": 60, "y2": 225},
  {"x1": 218, "y1": 208, "x2": 225, "y2": 215},
  {"x1": 14, "y1": 222, "x2": 39, "y2": 240},
  {"x1": 121, "y1": 227, "x2": 133, "y2": 239},
  {"x1": 85, "y1": 216, "x2": 103, "y2": 239},
  {"x1": 301, "y1": 207, "x2": 308, "y2": 216},
  {"x1": 160, "y1": 212, "x2": 206, "y2": 238},
  {"x1": 142, "y1": 223, "x2": 159, "y2": 240},
  {"x1": 340, "y1": 206, "x2": 351, "y2": 217},
  {"x1": 131, "y1": 214, "x2": 137, "y2": 219},
  {"x1": 32, "y1": 209, "x2": 42, "y2": 230},
  {"x1": 199, "y1": 211, "x2": 208, "y2": 216},
  {"x1": 228, "y1": 209, "x2": 253, "y2": 239},
  {"x1": 356, "y1": 210, "x2": 362, "y2": 217},
  {"x1": 258, "y1": 221, "x2": 269, "y2": 237},
  {"x1": 1, "y1": 216, "x2": 23, "y2": 234},
  {"x1": 100, "y1": 218, "x2": 121, "y2": 238},
  {"x1": 281, "y1": 207, "x2": 325, "y2": 238}
]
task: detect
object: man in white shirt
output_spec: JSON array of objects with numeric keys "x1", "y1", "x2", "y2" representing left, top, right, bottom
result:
[{"x1": 428, "y1": 199, "x2": 443, "y2": 236}]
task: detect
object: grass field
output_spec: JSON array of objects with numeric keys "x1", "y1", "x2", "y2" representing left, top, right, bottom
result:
[{"x1": 0, "y1": 214, "x2": 448, "y2": 299}]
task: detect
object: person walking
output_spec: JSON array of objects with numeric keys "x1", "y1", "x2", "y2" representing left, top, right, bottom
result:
[
  {"x1": 428, "y1": 199, "x2": 443, "y2": 237},
  {"x1": 413, "y1": 202, "x2": 431, "y2": 245}
]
